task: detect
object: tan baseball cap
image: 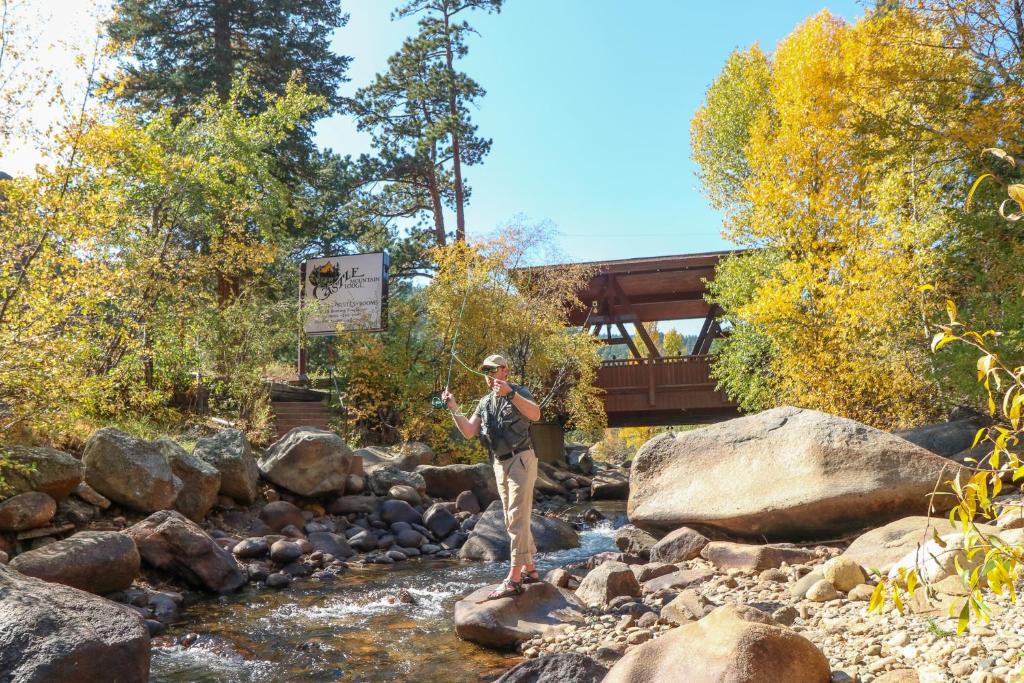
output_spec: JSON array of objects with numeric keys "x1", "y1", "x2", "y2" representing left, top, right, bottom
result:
[{"x1": 479, "y1": 354, "x2": 508, "y2": 370}]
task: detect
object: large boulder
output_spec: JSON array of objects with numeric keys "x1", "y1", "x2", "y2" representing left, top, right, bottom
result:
[
  {"x1": 603, "y1": 604, "x2": 831, "y2": 683},
  {"x1": 258, "y1": 500, "x2": 305, "y2": 531},
  {"x1": 628, "y1": 407, "x2": 967, "y2": 540},
  {"x1": 894, "y1": 419, "x2": 981, "y2": 457},
  {"x1": 82, "y1": 428, "x2": 178, "y2": 513},
  {"x1": 494, "y1": 653, "x2": 607, "y2": 683},
  {"x1": 367, "y1": 465, "x2": 426, "y2": 496},
  {"x1": 124, "y1": 510, "x2": 246, "y2": 593},
  {"x1": 259, "y1": 427, "x2": 356, "y2": 497},
  {"x1": 380, "y1": 499, "x2": 422, "y2": 525},
  {"x1": 192, "y1": 429, "x2": 260, "y2": 504},
  {"x1": 840, "y1": 516, "x2": 992, "y2": 573},
  {"x1": 307, "y1": 531, "x2": 354, "y2": 559},
  {"x1": 0, "y1": 564, "x2": 150, "y2": 682},
  {"x1": 423, "y1": 503, "x2": 459, "y2": 538},
  {"x1": 328, "y1": 495, "x2": 380, "y2": 515},
  {"x1": 0, "y1": 491, "x2": 56, "y2": 531},
  {"x1": 458, "y1": 500, "x2": 579, "y2": 561},
  {"x1": 157, "y1": 438, "x2": 220, "y2": 522},
  {"x1": 8, "y1": 530, "x2": 139, "y2": 594},
  {"x1": 575, "y1": 561, "x2": 642, "y2": 607},
  {"x1": 416, "y1": 463, "x2": 498, "y2": 506},
  {"x1": 0, "y1": 446, "x2": 83, "y2": 501},
  {"x1": 454, "y1": 581, "x2": 586, "y2": 648}
]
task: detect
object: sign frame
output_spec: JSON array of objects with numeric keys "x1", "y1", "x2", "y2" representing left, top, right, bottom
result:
[{"x1": 300, "y1": 251, "x2": 390, "y2": 336}]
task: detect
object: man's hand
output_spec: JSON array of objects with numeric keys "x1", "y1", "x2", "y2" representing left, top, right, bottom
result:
[
  {"x1": 441, "y1": 389, "x2": 458, "y2": 411},
  {"x1": 492, "y1": 378, "x2": 513, "y2": 397}
]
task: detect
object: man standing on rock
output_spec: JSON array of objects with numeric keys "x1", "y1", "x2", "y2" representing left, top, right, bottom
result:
[{"x1": 442, "y1": 354, "x2": 542, "y2": 599}]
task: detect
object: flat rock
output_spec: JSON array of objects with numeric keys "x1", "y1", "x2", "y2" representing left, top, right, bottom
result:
[
  {"x1": 642, "y1": 568, "x2": 715, "y2": 594},
  {"x1": 494, "y1": 653, "x2": 607, "y2": 683},
  {"x1": 328, "y1": 495, "x2": 380, "y2": 515},
  {"x1": 9, "y1": 530, "x2": 139, "y2": 594},
  {"x1": 603, "y1": 604, "x2": 830, "y2": 683},
  {"x1": 628, "y1": 406, "x2": 967, "y2": 540},
  {"x1": 0, "y1": 563, "x2": 150, "y2": 682},
  {"x1": 701, "y1": 541, "x2": 818, "y2": 572},
  {"x1": 454, "y1": 581, "x2": 585, "y2": 648},
  {"x1": 125, "y1": 510, "x2": 245, "y2": 593},
  {"x1": 192, "y1": 429, "x2": 260, "y2": 504}
]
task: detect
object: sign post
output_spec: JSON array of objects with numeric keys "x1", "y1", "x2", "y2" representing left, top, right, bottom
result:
[{"x1": 298, "y1": 252, "x2": 389, "y2": 383}]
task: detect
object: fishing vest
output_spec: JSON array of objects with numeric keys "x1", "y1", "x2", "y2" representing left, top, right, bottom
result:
[{"x1": 471, "y1": 383, "x2": 535, "y2": 459}]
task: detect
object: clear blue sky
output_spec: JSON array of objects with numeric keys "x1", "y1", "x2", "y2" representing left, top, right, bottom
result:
[{"x1": 315, "y1": 0, "x2": 863, "y2": 264}]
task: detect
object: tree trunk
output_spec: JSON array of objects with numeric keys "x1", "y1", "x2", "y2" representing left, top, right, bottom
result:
[
  {"x1": 212, "y1": 0, "x2": 233, "y2": 102},
  {"x1": 442, "y1": 8, "x2": 466, "y2": 241}
]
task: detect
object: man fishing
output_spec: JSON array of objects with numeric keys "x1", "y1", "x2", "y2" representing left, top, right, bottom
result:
[{"x1": 442, "y1": 354, "x2": 542, "y2": 599}]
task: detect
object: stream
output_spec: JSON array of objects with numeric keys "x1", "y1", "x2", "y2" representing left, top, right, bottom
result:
[{"x1": 149, "y1": 501, "x2": 627, "y2": 683}]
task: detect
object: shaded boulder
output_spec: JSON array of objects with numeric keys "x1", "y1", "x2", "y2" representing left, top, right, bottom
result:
[
  {"x1": 367, "y1": 465, "x2": 426, "y2": 496},
  {"x1": 701, "y1": 542, "x2": 817, "y2": 572},
  {"x1": 82, "y1": 428, "x2": 178, "y2": 513},
  {"x1": 416, "y1": 463, "x2": 498, "y2": 506},
  {"x1": 565, "y1": 444, "x2": 594, "y2": 476},
  {"x1": 840, "y1": 516, "x2": 988, "y2": 573},
  {"x1": 0, "y1": 446, "x2": 83, "y2": 501},
  {"x1": 192, "y1": 429, "x2": 260, "y2": 504},
  {"x1": 157, "y1": 438, "x2": 220, "y2": 522},
  {"x1": 0, "y1": 564, "x2": 150, "y2": 682},
  {"x1": 454, "y1": 581, "x2": 585, "y2": 648},
  {"x1": 0, "y1": 491, "x2": 56, "y2": 531},
  {"x1": 388, "y1": 484, "x2": 422, "y2": 505},
  {"x1": 381, "y1": 499, "x2": 422, "y2": 525},
  {"x1": 258, "y1": 501, "x2": 305, "y2": 532},
  {"x1": 423, "y1": 503, "x2": 459, "y2": 538},
  {"x1": 575, "y1": 561, "x2": 641, "y2": 607},
  {"x1": 8, "y1": 530, "x2": 139, "y2": 595},
  {"x1": 395, "y1": 441, "x2": 434, "y2": 471},
  {"x1": 458, "y1": 500, "x2": 579, "y2": 561},
  {"x1": 603, "y1": 604, "x2": 830, "y2": 683},
  {"x1": 307, "y1": 531, "x2": 353, "y2": 559},
  {"x1": 328, "y1": 495, "x2": 380, "y2": 515},
  {"x1": 894, "y1": 419, "x2": 981, "y2": 457},
  {"x1": 613, "y1": 525, "x2": 658, "y2": 558},
  {"x1": 494, "y1": 653, "x2": 607, "y2": 683},
  {"x1": 456, "y1": 490, "x2": 481, "y2": 513},
  {"x1": 628, "y1": 407, "x2": 966, "y2": 539},
  {"x1": 259, "y1": 428, "x2": 356, "y2": 497},
  {"x1": 591, "y1": 469, "x2": 629, "y2": 500},
  {"x1": 650, "y1": 526, "x2": 709, "y2": 563},
  {"x1": 125, "y1": 510, "x2": 246, "y2": 593}
]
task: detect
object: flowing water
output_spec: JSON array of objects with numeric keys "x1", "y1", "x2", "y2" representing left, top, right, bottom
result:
[{"x1": 149, "y1": 501, "x2": 627, "y2": 683}]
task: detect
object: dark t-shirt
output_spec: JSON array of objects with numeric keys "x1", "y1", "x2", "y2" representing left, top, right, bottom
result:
[{"x1": 471, "y1": 383, "x2": 535, "y2": 457}]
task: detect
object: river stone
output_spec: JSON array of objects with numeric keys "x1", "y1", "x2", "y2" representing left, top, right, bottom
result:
[
  {"x1": 661, "y1": 588, "x2": 714, "y2": 625},
  {"x1": 1, "y1": 446, "x2": 84, "y2": 503},
  {"x1": 840, "y1": 515, "x2": 994, "y2": 573},
  {"x1": 82, "y1": 428, "x2": 178, "y2": 513},
  {"x1": 576, "y1": 561, "x2": 642, "y2": 607},
  {"x1": 381, "y1": 499, "x2": 422, "y2": 525},
  {"x1": 125, "y1": 510, "x2": 246, "y2": 593},
  {"x1": 822, "y1": 556, "x2": 867, "y2": 592},
  {"x1": 349, "y1": 529, "x2": 379, "y2": 552},
  {"x1": 0, "y1": 563, "x2": 150, "y2": 682},
  {"x1": 269, "y1": 539, "x2": 303, "y2": 563},
  {"x1": 701, "y1": 542, "x2": 817, "y2": 572},
  {"x1": 157, "y1": 438, "x2": 220, "y2": 522},
  {"x1": 494, "y1": 653, "x2": 607, "y2": 683},
  {"x1": 650, "y1": 526, "x2": 709, "y2": 563},
  {"x1": 328, "y1": 495, "x2": 380, "y2": 515},
  {"x1": 345, "y1": 473, "x2": 365, "y2": 495},
  {"x1": 631, "y1": 562, "x2": 678, "y2": 583},
  {"x1": 614, "y1": 525, "x2": 658, "y2": 558},
  {"x1": 0, "y1": 491, "x2": 56, "y2": 531},
  {"x1": 72, "y1": 482, "x2": 111, "y2": 508},
  {"x1": 192, "y1": 429, "x2": 260, "y2": 504},
  {"x1": 566, "y1": 445, "x2": 595, "y2": 475},
  {"x1": 603, "y1": 604, "x2": 830, "y2": 683},
  {"x1": 790, "y1": 571, "x2": 825, "y2": 600},
  {"x1": 396, "y1": 529, "x2": 425, "y2": 547},
  {"x1": 233, "y1": 537, "x2": 269, "y2": 559},
  {"x1": 806, "y1": 579, "x2": 840, "y2": 602},
  {"x1": 423, "y1": 503, "x2": 458, "y2": 538},
  {"x1": 388, "y1": 484, "x2": 421, "y2": 505},
  {"x1": 259, "y1": 428, "x2": 355, "y2": 497},
  {"x1": 8, "y1": 530, "x2": 139, "y2": 594},
  {"x1": 259, "y1": 500, "x2": 305, "y2": 532},
  {"x1": 628, "y1": 406, "x2": 967, "y2": 539},
  {"x1": 307, "y1": 531, "x2": 353, "y2": 559},
  {"x1": 894, "y1": 419, "x2": 981, "y2": 457},
  {"x1": 591, "y1": 469, "x2": 630, "y2": 499},
  {"x1": 454, "y1": 581, "x2": 586, "y2": 648},
  {"x1": 456, "y1": 490, "x2": 481, "y2": 513},
  {"x1": 642, "y1": 568, "x2": 715, "y2": 594},
  {"x1": 458, "y1": 500, "x2": 579, "y2": 561},
  {"x1": 368, "y1": 465, "x2": 426, "y2": 496},
  {"x1": 416, "y1": 463, "x2": 498, "y2": 505}
]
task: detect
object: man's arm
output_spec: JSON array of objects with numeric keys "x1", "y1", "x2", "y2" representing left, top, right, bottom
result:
[
  {"x1": 505, "y1": 383, "x2": 541, "y2": 422},
  {"x1": 442, "y1": 389, "x2": 481, "y2": 437}
]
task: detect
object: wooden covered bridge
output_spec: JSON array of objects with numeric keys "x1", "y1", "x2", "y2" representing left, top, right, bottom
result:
[{"x1": 551, "y1": 251, "x2": 738, "y2": 427}]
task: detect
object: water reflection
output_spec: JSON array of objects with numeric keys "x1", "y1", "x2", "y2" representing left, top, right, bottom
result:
[{"x1": 150, "y1": 503, "x2": 625, "y2": 683}]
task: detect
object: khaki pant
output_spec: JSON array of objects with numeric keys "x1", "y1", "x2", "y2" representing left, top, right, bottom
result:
[{"x1": 492, "y1": 448, "x2": 538, "y2": 566}]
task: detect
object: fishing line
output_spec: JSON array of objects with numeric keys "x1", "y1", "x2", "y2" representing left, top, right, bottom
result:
[{"x1": 430, "y1": 271, "x2": 486, "y2": 410}]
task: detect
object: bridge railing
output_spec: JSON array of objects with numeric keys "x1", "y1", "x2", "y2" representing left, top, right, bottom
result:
[{"x1": 596, "y1": 355, "x2": 734, "y2": 422}]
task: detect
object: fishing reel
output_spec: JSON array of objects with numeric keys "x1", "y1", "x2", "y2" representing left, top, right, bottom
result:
[{"x1": 429, "y1": 392, "x2": 447, "y2": 410}]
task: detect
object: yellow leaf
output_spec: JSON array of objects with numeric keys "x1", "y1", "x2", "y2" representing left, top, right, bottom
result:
[
  {"x1": 957, "y1": 599, "x2": 970, "y2": 634},
  {"x1": 946, "y1": 300, "x2": 958, "y2": 324},
  {"x1": 918, "y1": 283, "x2": 935, "y2": 292},
  {"x1": 965, "y1": 173, "x2": 994, "y2": 212},
  {"x1": 892, "y1": 584, "x2": 904, "y2": 614},
  {"x1": 1009, "y1": 184, "x2": 1024, "y2": 207},
  {"x1": 869, "y1": 581, "x2": 886, "y2": 612}
]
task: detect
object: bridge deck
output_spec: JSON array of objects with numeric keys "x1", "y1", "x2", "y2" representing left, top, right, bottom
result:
[{"x1": 598, "y1": 355, "x2": 737, "y2": 427}]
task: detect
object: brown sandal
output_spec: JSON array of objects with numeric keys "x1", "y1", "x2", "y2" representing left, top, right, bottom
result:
[
  {"x1": 484, "y1": 579, "x2": 522, "y2": 601},
  {"x1": 521, "y1": 570, "x2": 541, "y2": 584}
]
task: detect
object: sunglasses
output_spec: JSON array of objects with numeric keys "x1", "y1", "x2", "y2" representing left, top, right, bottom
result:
[{"x1": 482, "y1": 366, "x2": 504, "y2": 375}]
